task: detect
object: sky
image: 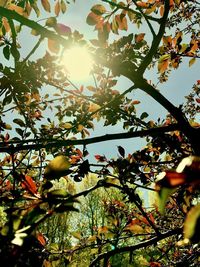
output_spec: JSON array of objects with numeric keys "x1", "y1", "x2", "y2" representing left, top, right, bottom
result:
[{"x1": 2, "y1": 0, "x2": 200, "y2": 159}]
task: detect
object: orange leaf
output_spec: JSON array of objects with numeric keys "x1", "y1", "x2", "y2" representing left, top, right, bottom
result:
[
  {"x1": 158, "y1": 59, "x2": 169, "y2": 73},
  {"x1": 2, "y1": 17, "x2": 10, "y2": 33},
  {"x1": 136, "y1": 1, "x2": 149, "y2": 8},
  {"x1": 86, "y1": 12, "x2": 101, "y2": 26},
  {"x1": 41, "y1": 0, "x2": 51, "y2": 12},
  {"x1": 160, "y1": 5, "x2": 164, "y2": 16},
  {"x1": 48, "y1": 38, "x2": 60, "y2": 54},
  {"x1": 21, "y1": 175, "x2": 38, "y2": 195},
  {"x1": 135, "y1": 33, "x2": 145, "y2": 43},
  {"x1": 54, "y1": 0, "x2": 60, "y2": 16},
  {"x1": 37, "y1": 232, "x2": 46, "y2": 246}
]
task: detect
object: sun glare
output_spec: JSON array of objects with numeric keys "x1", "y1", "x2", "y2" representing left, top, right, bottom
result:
[{"x1": 62, "y1": 46, "x2": 93, "y2": 81}]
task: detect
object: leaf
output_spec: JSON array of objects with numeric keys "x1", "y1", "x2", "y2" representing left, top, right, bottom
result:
[
  {"x1": 86, "y1": 12, "x2": 100, "y2": 26},
  {"x1": 157, "y1": 187, "x2": 175, "y2": 214},
  {"x1": 184, "y1": 204, "x2": 200, "y2": 241},
  {"x1": 140, "y1": 112, "x2": 149, "y2": 120},
  {"x1": 63, "y1": 122, "x2": 72, "y2": 129},
  {"x1": 91, "y1": 4, "x2": 106, "y2": 15},
  {"x1": 44, "y1": 155, "x2": 71, "y2": 180},
  {"x1": 71, "y1": 231, "x2": 82, "y2": 239},
  {"x1": 118, "y1": 146, "x2": 125, "y2": 157},
  {"x1": 60, "y1": 0, "x2": 67, "y2": 13},
  {"x1": 37, "y1": 232, "x2": 46, "y2": 246},
  {"x1": 189, "y1": 57, "x2": 196, "y2": 67},
  {"x1": 88, "y1": 103, "x2": 101, "y2": 112},
  {"x1": 41, "y1": 0, "x2": 51, "y2": 12},
  {"x1": 54, "y1": 0, "x2": 60, "y2": 16},
  {"x1": 45, "y1": 17, "x2": 57, "y2": 27},
  {"x1": 158, "y1": 59, "x2": 169, "y2": 73},
  {"x1": 3, "y1": 45, "x2": 10, "y2": 60},
  {"x1": 21, "y1": 175, "x2": 38, "y2": 195},
  {"x1": 95, "y1": 155, "x2": 107, "y2": 162},
  {"x1": 135, "y1": 33, "x2": 145, "y2": 43},
  {"x1": 0, "y1": 0, "x2": 7, "y2": 7},
  {"x1": 48, "y1": 38, "x2": 60, "y2": 54},
  {"x1": 16, "y1": 128, "x2": 24, "y2": 137},
  {"x1": 136, "y1": 1, "x2": 149, "y2": 8},
  {"x1": 55, "y1": 23, "x2": 71, "y2": 35},
  {"x1": 48, "y1": 189, "x2": 68, "y2": 197},
  {"x1": 115, "y1": 14, "x2": 128, "y2": 31},
  {"x1": 4, "y1": 124, "x2": 12, "y2": 130},
  {"x1": 126, "y1": 223, "x2": 143, "y2": 233},
  {"x1": 160, "y1": 5, "x2": 164, "y2": 16},
  {"x1": 13, "y1": 118, "x2": 25, "y2": 127}
]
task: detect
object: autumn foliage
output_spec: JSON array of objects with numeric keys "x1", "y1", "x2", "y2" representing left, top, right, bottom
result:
[{"x1": 0, "y1": 0, "x2": 200, "y2": 266}]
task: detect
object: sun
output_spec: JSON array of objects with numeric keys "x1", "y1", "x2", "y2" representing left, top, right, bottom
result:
[{"x1": 62, "y1": 46, "x2": 93, "y2": 81}]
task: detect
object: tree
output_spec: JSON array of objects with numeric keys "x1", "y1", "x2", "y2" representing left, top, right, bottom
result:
[{"x1": 0, "y1": 0, "x2": 200, "y2": 266}]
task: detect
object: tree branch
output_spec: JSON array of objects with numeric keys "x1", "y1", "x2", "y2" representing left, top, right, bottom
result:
[
  {"x1": 0, "y1": 7, "x2": 70, "y2": 47},
  {"x1": 90, "y1": 227, "x2": 182, "y2": 267},
  {"x1": 0, "y1": 124, "x2": 179, "y2": 153},
  {"x1": 137, "y1": 0, "x2": 170, "y2": 75}
]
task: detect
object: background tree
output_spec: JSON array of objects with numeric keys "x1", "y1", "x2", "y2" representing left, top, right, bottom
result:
[{"x1": 0, "y1": 0, "x2": 199, "y2": 266}]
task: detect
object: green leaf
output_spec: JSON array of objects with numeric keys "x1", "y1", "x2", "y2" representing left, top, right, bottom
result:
[
  {"x1": 184, "y1": 204, "x2": 200, "y2": 241},
  {"x1": 13, "y1": 118, "x2": 25, "y2": 127},
  {"x1": 140, "y1": 112, "x2": 149, "y2": 120},
  {"x1": 16, "y1": 128, "x2": 24, "y2": 137},
  {"x1": 3, "y1": 45, "x2": 10, "y2": 60},
  {"x1": 45, "y1": 17, "x2": 57, "y2": 27},
  {"x1": 189, "y1": 57, "x2": 196, "y2": 67},
  {"x1": 158, "y1": 187, "x2": 175, "y2": 214},
  {"x1": 91, "y1": 4, "x2": 106, "y2": 15},
  {"x1": 48, "y1": 189, "x2": 68, "y2": 198},
  {"x1": 44, "y1": 155, "x2": 71, "y2": 180}
]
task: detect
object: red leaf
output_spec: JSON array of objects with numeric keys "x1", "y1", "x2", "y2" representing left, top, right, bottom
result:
[
  {"x1": 36, "y1": 232, "x2": 46, "y2": 246},
  {"x1": 150, "y1": 262, "x2": 161, "y2": 267},
  {"x1": 95, "y1": 155, "x2": 107, "y2": 162},
  {"x1": 55, "y1": 23, "x2": 71, "y2": 35},
  {"x1": 21, "y1": 175, "x2": 38, "y2": 195},
  {"x1": 196, "y1": 98, "x2": 200, "y2": 104}
]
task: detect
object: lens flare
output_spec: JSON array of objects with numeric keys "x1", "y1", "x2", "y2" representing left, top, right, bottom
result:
[{"x1": 62, "y1": 46, "x2": 93, "y2": 81}]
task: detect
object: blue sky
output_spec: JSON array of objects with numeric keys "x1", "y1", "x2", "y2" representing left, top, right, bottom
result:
[{"x1": 2, "y1": 0, "x2": 200, "y2": 158}]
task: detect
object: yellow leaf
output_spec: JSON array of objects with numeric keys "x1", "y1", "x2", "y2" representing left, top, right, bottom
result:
[
  {"x1": 189, "y1": 57, "x2": 196, "y2": 67},
  {"x1": 41, "y1": 0, "x2": 51, "y2": 12},
  {"x1": 145, "y1": 5, "x2": 156, "y2": 14},
  {"x1": 44, "y1": 155, "x2": 71, "y2": 180},
  {"x1": 158, "y1": 54, "x2": 170, "y2": 63},
  {"x1": 71, "y1": 231, "x2": 82, "y2": 239},
  {"x1": 8, "y1": 4, "x2": 25, "y2": 15},
  {"x1": 184, "y1": 204, "x2": 200, "y2": 240},
  {"x1": 158, "y1": 59, "x2": 169, "y2": 73},
  {"x1": 60, "y1": 0, "x2": 67, "y2": 13},
  {"x1": 0, "y1": 0, "x2": 7, "y2": 7},
  {"x1": 54, "y1": 0, "x2": 60, "y2": 16},
  {"x1": 63, "y1": 122, "x2": 72, "y2": 129},
  {"x1": 126, "y1": 224, "x2": 143, "y2": 234},
  {"x1": 77, "y1": 124, "x2": 84, "y2": 132},
  {"x1": 88, "y1": 103, "x2": 101, "y2": 112},
  {"x1": 179, "y1": 43, "x2": 188, "y2": 53}
]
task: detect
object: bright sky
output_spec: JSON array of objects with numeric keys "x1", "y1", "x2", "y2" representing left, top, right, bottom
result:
[{"x1": 5, "y1": 1, "x2": 200, "y2": 158}]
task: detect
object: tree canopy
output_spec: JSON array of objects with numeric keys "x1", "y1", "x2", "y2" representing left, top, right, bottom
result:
[{"x1": 0, "y1": 0, "x2": 200, "y2": 266}]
